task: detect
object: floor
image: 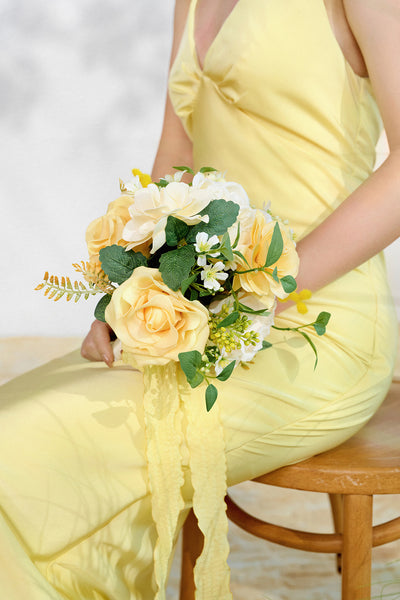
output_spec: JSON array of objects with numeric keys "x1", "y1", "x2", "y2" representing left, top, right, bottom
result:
[{"x1": 1, "y1": 337, "x2": 400, "y2": 600}]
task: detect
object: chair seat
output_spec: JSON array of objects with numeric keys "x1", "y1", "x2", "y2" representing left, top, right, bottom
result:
[{"x1": 255, "y1": 381, "x2": 400, "y2": 495}]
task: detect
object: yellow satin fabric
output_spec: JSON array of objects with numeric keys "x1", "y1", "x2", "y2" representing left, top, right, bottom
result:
[{"x1": 0, "y1": 1, "x2": 398, "y2": 599}]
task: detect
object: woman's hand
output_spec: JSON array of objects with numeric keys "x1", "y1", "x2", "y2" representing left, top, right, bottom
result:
[{"x1": 81, "y1": 320, "x2": 115, "y2": 366}]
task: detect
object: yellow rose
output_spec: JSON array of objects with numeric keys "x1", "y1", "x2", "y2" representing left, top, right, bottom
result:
[
  {"x1": 86, "y1": 195, "x2": 150, "y2": 260},
  {"x1": 105, "y1": 267, "x2": 210, "y2": 367},
  {"x1": 106, "y1": 195, "x2": 134, "y2": 221},
  {"x1": 85, "y1": 213, "x2": 128, "y2": 260},
  {"x1": 234, "y1": 211, "x2": 299, "y2": 306}
]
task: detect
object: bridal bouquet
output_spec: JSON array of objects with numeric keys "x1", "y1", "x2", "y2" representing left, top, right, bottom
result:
[{"x1": 36, "y1": 167, "x2": 330, "y2": 410}]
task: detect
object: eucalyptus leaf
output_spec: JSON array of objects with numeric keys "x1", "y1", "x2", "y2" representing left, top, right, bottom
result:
[
  {"x1": 313, "y1": 311, "x2": 331, "y2": 336},
  {"x1": 99, "y1": 245, "x2": 148, "y2": 284},
  {"x1": 264, "y1": 222, "x2": 283, "y2": 268},
  {"x1": 159, "y1": 245, "x2": 196, "y2": 291},
  {"x1": 206, "y1": 384, "x2": 218, "y2": 411},
  {"x1": 281, "y1": 275, "x2": 297, "y2": 294},
  {"x1": 94, "y1": 294, "x2": 112, "y2": 322}
]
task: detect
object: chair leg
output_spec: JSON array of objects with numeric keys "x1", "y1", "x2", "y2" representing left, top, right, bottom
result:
[
  {"x1": 341, "y1": 494, "x2": 373, "y2": 600},
  {"x1": 180, "y1": 508, "x2": 204, "y2": 600},
  {"x1": 329, "y1": 493, "x2": 343, "y2": 573}
]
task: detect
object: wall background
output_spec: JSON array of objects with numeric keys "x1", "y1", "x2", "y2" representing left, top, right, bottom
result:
[{"x1": 1, "y1": 0, "x2": 398, "y2": 337}]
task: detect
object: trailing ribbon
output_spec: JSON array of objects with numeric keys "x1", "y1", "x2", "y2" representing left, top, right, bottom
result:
[{"x1": 142, "y1": 363, "x2": 232, "y2": 600}]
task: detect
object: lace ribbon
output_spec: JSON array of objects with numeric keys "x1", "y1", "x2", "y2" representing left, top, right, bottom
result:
[{"x1": 142, "y1": 363, "x2": 232, "y2": 600}]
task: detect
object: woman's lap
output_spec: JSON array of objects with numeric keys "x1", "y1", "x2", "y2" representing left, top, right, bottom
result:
[{"x1": 0, "y1": 332, "x2": 394, "y2": 597}]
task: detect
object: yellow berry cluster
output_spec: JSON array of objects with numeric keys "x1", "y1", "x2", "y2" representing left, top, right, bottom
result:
[{"x1": 208, "y1": 311, "x2": 260, "y2": 354}]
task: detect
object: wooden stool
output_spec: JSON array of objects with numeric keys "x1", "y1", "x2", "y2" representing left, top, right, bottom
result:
[{"x1": 180, "y1": 379, "x2": 400, "y2": 600}]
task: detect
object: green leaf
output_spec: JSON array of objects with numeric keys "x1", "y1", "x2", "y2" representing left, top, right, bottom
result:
[
  {"x1": 159, "y1": 245, "x2": 196, "y2": 291},
  {"x1": 216, "y1": 360, "x2": 236, "y2": 381},
  {"x1": 99, "y1": 245, "x2": 147, "y2": 284},
  {"x1": 264, "y1": 222, "x2": 283, "y2": 268},
  {"x1": 312, "y1": 312, "x2": 331, "y2": 336},
  {"x1": 281, "y1": 275, "x2": 297, "y2": 294},
  {"x1": 165, "y1": 216, "x2": 189, "y2": 247},
  {"x1": 199, "y1": 167, "x2": 218, "y2": 173},
  {"x1": 272, "y1": 266, "x2": 280, "y2": 283},
  {"x1": 313, "y1": 312, "x2": 331, "y2": 335},
  {"x1": 217, "y1": 311, "x2": 240, "y2": 328},
  {"x1": 238, "y1": 302, "x2": 271, "y2": 316},
  {"x1": 187, "y1": 199, "x2": 240, "y2": 242},
  {"x1": 219, "y1": 232, "x2": 234, "y2": 262},
  {"x1": 173, "y1": 165, "x2": 194, "y2": 174},
  {"x1": 190, "y1": 288, "x2": 199, "y2": 301},
  {"x1": 206, "y1": 384, "x2": 218, "y2": 411},
  {"x1": 181, "y1": 274, "x2": 197, "y2": 295},
  {"x1": 178, "y1": 351, "x2": 204, "y2": 388},
  {"x1": 298, "y1": 331, "x2": 318, "y2": 369},
  {"x1": 315, "y1": 311, "x2": 331, "y2": 326},
  {"x1": 233, "y1": 249, "x2": 251, "y2": 268},
  {"x1": 232, "y1": 221, "x2": 241, "y2": 249},
  {"x1": 157, "y1": 179, "x2": 168, "y2": 188},
  {"x1": 94, "y1": 294, "x2": 112, "y2": 322},
  {"x1": 261, "y1": 340, "x2": 272, "y2": 350}
]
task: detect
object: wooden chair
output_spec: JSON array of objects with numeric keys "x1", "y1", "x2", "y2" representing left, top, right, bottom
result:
[{"x1": 180, "y1": 377, "x2": 400, "y2": 600}]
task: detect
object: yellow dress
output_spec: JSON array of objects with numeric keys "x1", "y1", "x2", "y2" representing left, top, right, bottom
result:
[{"x1": 0, "y1": 1, "x2": 398, "y2": 599}]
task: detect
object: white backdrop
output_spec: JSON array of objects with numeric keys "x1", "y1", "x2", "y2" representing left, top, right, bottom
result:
[{"x1": 1, "y1": 0, "x2": 399, "y2": 337}]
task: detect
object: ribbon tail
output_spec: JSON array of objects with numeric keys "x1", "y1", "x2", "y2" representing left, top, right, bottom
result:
[
  {"x1": 143, "y1": 363, "x2": 185, "y2": 600},
  {"x1": 181, "y1": 375, "x2": 232, "y2": 600}
]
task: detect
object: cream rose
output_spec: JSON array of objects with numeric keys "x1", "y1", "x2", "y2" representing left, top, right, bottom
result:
[
  {"x1": 234, "y1": 211, "x2": 299, "y2": 307},
  {"x1": 105, "y1": 267, "x2": 210, "y2": 367},
  {"x1": 122, "y1": 181, "x2": 213, "y2": 254}
]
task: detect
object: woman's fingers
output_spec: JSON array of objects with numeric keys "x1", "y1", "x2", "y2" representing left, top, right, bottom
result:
[{"x1": 81, "y1": 320, "x2": 114, "y2": 366}]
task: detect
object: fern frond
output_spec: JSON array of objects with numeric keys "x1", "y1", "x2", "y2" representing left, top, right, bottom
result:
[{"x1": 35, "y1": 271, "x2": 111, "y2": 303}]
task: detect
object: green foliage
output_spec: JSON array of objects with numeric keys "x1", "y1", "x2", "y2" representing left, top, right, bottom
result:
[
  {"x1": 298, "y1": 331, "x2": 319, "y2": 369},
  {"x1": 178, "y1": 351, "x2": 204, "y2": 388},
  {"x1": 159, "y1": 245, "x2": 196, "y2": 291},
  {"x1": 206, "y1": 384, "x2": 218, "y2": 411},
  {"x1": 199, "y1": 167, "x2": 218, "y2": 173},
  {"x1": 99, "y1": 245, "x2": 147, "y2": 284},
  {"x1": 94, "y1": 294, "x2": 112, "y2": 322},
  {"x1": 281, "y1": 275, "x2": 297, "y2": 294},
  {"x1": 261, "y1": 340, "x2": 273, "y2": 349},
  {"x1": 219, "y1": 232, "x2": 234, "y2": 262},
  {"x1": 187, "y1": 199, "x2": 240, "y2": 242},
  {"x1": 216, "y1": 361, "x2": 236, "y2": 382},
  {"x1": 264, "y1": 222, "x2": 283, "y2": 268},
  {"x1": 217, "y1": 311, "x2": 240, "y2": 328},
  {"x1": 313, "y1": 311, "x2": 331, "y2": 336},
  {"x1": 173, "y1": 165, "x2": 194, "y2": 174},
  {"x1": 165, "y1": 216, "x2": 189, "y2": 246}
]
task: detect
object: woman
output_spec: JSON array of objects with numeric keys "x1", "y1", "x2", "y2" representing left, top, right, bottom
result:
[{"x1": 1, "y1": 0, "x2": 399, "y2": 598}]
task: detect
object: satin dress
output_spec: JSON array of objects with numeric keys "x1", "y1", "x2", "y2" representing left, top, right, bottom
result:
[{"x1": 0, "y1": 1, "x2": 397, "y2": 598}]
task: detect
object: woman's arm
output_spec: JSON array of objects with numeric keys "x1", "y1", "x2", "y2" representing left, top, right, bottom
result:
[
  {"x1": 278, "y1": 0, "x2": 400, "y2": 311},
  {"x1": 81, "y1": 0, "x2": 193, "y2": 363}
]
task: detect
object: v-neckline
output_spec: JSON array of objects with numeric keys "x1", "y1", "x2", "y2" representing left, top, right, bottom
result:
[{"x1": 191, "y1": 0, "x2": 244, "y2": 73}]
